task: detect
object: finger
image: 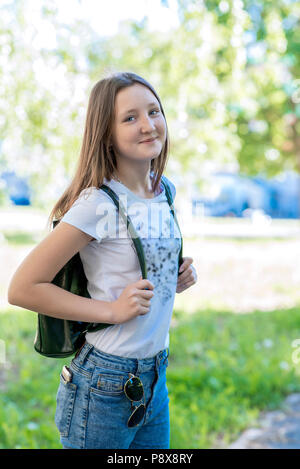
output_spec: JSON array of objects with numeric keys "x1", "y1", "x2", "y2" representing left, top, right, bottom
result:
[
  {"x1": 140, "y1": 299, "x2": 151, "y2": 308},
  {"x1": 138, "y1": 290, "x2": 155, "y2": 299},
  {"x1": 178, "y1": 259, "x2": 187, "y2": 274},
  {"x1": 178, "y1": 267, "x2": 193, "y2": 282},
  {"x1": 138, "y1": 277, "x2": 155, "y2": 290},
  {"x1": 178, "y1": 272, "x2": 191, "y2": 282},
  {"x1": 181, "y1": 279, "x2": 195, "y2": 289},
  {"x1": 178, "y1": 275, "x2": 195, "y2": 287},
  {"x1": 139, "y1": 307, "x2": 151, "y2": 316},
  {"x1": 179, "y1": 257, "x2": 194, "y2": 274},
  {"x1": 184, "y1": 258, "x2": 194, "y2": 269}
]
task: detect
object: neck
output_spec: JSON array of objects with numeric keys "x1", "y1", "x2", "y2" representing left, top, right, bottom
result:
[{"x1": 113, "y1": 165, "x2": 153, "y2": 194}]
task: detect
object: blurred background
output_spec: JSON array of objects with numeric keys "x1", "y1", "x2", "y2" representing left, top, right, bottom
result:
[{"x1": 1, "y1": 0, "x2": 300, "y2": 449}]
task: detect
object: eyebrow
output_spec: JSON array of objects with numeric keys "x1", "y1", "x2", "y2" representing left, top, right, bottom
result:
[{"x1": 121, "y1": 102, "x2": 159, "y2": 117}]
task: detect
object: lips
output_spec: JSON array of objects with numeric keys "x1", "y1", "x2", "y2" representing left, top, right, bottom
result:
[{"x1": 140, "y1": 137, "x2": 157, "y2": 143}]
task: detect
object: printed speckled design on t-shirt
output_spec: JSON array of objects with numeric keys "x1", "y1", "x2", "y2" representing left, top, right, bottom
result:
[
  {"x1": 132, "y1": 196, "x2": 181, "y2": 306},
  {"x1": 139, "y1": 236, "x2": 181, "y2": 306}
]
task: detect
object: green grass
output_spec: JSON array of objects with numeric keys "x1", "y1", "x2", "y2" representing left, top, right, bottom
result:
[
  {"x1": 0, "y1": 310, "x2": 65, "y2": 449},
  {"x1": 1, "y1": 306, "x2": 300, "y2": 449},
  {"x1": 168, "y1": 306, "x2": 300, "y2": 448},
  {"x1": 3, "y1": 231, "x2": 41, "y2": 246}
]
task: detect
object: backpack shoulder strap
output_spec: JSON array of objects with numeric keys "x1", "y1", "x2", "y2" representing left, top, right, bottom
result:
[
  {"x1": 160, "y1": 176, "x2": 184, "y2": 272},
  {"x1": 99, "y1": 184, "x2": 147, "y2": 280}
]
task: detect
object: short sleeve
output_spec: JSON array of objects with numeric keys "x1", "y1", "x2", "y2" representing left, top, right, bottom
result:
[
  {"x1": 60, "y1": 187, "x2": 117, "y2": 243},
  {"x1": 162, "y1": 175, "x2": 176, "y2": 202}
]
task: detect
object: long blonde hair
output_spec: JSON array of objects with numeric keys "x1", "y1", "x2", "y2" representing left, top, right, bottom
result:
[{"x1": 47, "y1": 71, "x2": 170, "y2": 231}]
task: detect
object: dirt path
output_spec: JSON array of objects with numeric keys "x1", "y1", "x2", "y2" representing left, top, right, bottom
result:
[
  {"x1": 224, "y1": 393, "x2": 300, "y2": 449},
  {"x1": 174, "y1": 238, "x2": 300, "y2": 315}
]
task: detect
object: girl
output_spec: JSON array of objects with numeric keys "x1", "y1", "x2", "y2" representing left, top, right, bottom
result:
[{"x1": 8, "y1": 71, "x2": 197, "y2": 449}]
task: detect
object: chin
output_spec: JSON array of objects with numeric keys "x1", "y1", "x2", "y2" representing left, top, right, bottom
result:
[
  {"x1": 141, "y1": 152, "x2": 161, "y2": 161},
  {"x1": 141, "y1": 146, "x2": 163, "y2": 156}
]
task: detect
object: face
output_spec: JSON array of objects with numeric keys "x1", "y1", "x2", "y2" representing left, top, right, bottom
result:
[{"x1": 111, "y1": 83, "x2": 167, "y2": 165}]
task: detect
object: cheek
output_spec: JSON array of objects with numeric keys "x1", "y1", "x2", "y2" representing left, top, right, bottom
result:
[
  {"x1": 157, "y1": 117, "x2": 167, "y2": 138},
  {"x1": 115, "y1": 129, "x2": 135, "y2": 147}
]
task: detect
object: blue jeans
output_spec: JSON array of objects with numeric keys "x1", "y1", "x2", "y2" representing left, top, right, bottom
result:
[{"x1": 54, "y1": 342, "x2": 170, "y2": 449}]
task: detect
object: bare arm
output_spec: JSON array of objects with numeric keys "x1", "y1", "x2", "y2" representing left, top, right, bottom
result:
[{"x1": 7, "y1": 221, "x2": 113, "y2": 324}]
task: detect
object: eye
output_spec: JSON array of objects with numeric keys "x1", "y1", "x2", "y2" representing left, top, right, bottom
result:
[{"x1": 124, "y1": 109, "x2": 160, "y2": 122}]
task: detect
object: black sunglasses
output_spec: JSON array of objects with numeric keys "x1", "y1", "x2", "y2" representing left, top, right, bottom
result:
[{"x1": 124, "y1": 373, "x2": 146, "y2": 428}]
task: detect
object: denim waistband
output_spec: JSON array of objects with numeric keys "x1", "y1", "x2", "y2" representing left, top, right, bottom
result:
[{"x1": 74, "y1": 342, "x2": 169, "y2": 374}]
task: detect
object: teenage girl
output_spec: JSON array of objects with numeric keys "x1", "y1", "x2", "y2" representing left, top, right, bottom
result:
[{"x1": 8, "y1": 71, "x2": 197, "y2": 449}]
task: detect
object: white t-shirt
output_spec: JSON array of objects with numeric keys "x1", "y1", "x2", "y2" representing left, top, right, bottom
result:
[{"x1": 60, "y1": 173, "x2": 181, "y2": 358}]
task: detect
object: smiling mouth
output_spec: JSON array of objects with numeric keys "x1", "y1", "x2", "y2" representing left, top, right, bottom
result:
[{"x1": 140, "y1": 137, "x2": 157, "y2": 143}]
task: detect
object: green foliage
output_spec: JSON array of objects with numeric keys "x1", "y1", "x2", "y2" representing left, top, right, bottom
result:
[
  {"x1": 1, "y1": 305, "x2": 300, "y2": 449},
  {"x1": 1, "y1": 0, "x2": 300, "y2": 209}
]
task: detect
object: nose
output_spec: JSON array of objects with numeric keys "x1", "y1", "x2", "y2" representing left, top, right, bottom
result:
[{"x1": 140, "y1": 113, "x2": 156, "y2": 133}]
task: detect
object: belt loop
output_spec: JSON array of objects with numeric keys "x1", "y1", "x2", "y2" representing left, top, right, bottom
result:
[
  {"x1": 156, "y1": 349, "x2": 165, "y2": 368},
  {"x1": 135, "y1": 358, "x2": 141, "y2": 375},
  {"x1": 76, "y1": 342, "x2": 93, "y2": 365},
  {"x1": 162, "y1": 347, "x2": 169, "y2": 365},
  {"x1": 155, "y1": 351, "x2": 161, "y2": 370}
]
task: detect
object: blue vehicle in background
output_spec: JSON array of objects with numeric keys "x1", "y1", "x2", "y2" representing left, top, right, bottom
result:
[
  {"x1": 192, "y1": 171, "x2": 300, "y2": 219},
  {"x1": 1, "y1": 167, "x2": 300, "y2": 217},
  {"x1": 251, "y1": 171, "x2": 300, "y2": 219},
  {"x1": 0, "y1": 171, "x2": 31, "y2": 205}
]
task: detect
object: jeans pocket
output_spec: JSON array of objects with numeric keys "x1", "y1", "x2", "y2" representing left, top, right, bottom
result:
[
  {"x1": 91, "y1": 372, "x2": 125, "y2": 397},
  {"x1": 55, "y1": 374, "x2": 77, "y2": 437}
]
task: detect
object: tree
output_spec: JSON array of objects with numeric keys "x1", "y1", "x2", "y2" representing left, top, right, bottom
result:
[{"x1": 1, "y1": 0, "x2": 299, "y2": 210}]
